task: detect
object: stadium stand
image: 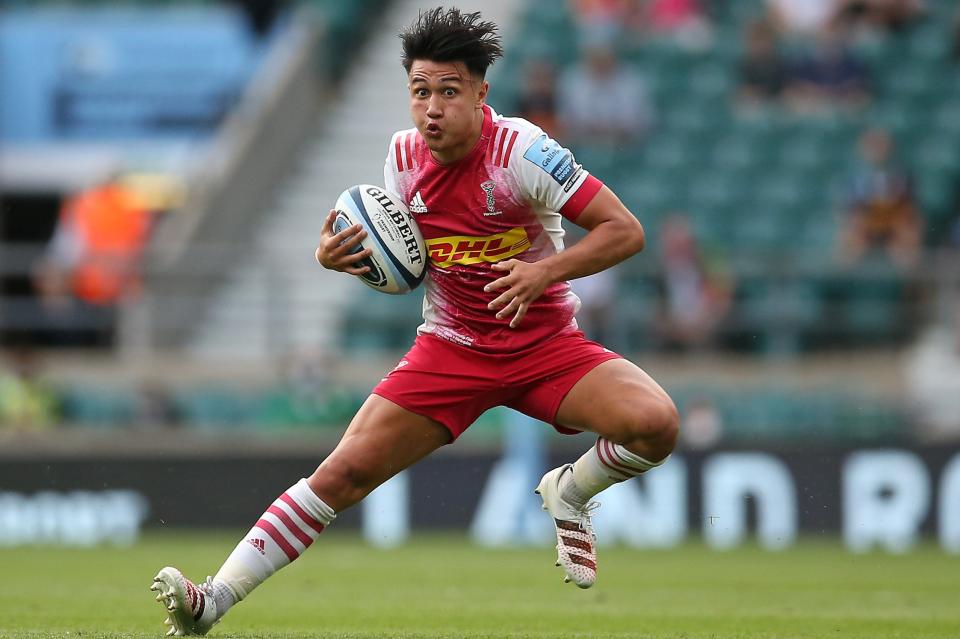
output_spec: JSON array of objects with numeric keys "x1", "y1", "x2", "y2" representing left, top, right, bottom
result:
[
  {"x1": 470, "y1": 0, "x2": 960, "y2": 353},
  {"x1": 2, "y1": 0, "x2": 958, "y2": 446},
  {"x1": 0, "y1": 5, "x2": 260, "y2": 142},
  {"x1": 47, "y1": 376, "x2": 901, "y2": 446}
]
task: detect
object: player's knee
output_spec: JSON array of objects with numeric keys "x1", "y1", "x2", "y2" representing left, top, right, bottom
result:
[
  {"x1": 649, "y1": 395, "x2": 680, "y2": 451},
  {"x1": 608, "y1": 393, "x2": 679, "y2": 453}
]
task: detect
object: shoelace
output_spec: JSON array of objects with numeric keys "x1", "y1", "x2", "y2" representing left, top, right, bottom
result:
[{"x1": 576, "y1": 501, "x2": 601, "y2": 540}]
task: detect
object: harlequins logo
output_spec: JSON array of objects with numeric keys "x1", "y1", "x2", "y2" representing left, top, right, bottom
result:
[
  {"x1": 247, "y1": 538, "x2": 266, "y2": 555},
  {"x1": 480, "y1": 181, "x2": 501, "y2": 217}
]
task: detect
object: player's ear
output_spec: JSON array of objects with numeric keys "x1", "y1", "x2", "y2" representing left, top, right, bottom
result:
[{"x1": 476, "y1": 80, "x2": 489, "y2": 108}]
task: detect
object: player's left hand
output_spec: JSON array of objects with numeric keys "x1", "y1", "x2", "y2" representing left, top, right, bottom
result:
[{"x1": 485, "y1": 259, "x2": 552, "y2": 328}]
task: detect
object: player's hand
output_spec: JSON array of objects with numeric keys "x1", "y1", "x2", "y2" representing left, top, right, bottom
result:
[
  {"x1": 485, "y1": 259, "x2": 552, "y2": 329},
  {"x1": 315, "y1": 209, "x2": 372, "y2": 276}
]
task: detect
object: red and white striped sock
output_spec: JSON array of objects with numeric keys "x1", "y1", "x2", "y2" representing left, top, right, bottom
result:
[
  {"x1": 561, "y1": 438, "x2": 666, "y2": 509},
  {"x1": 212, "y1": 478, "x2": 335, "y2": 613}
]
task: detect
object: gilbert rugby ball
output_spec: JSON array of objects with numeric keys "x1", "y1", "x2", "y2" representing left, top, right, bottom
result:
[{"x1": 333, "y1": 184, "x2": 427, "y2": 294}]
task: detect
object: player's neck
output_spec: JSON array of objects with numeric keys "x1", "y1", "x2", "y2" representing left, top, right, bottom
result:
[{"x1": 430, "y1": 108, "x2": 485, "y2": 165}]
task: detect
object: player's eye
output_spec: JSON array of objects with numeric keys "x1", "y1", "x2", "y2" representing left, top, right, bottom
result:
[
  {"x1": 443, "y1": 88, "x2": 457, "y2": 97},
  {"x1": 413, "y1": 88, "x2": 428, "y2": 98}
]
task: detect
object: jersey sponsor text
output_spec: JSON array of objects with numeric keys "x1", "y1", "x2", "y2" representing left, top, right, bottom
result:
[{"x1": 427, "y1": 228, "x2": 530, "y2": 268}]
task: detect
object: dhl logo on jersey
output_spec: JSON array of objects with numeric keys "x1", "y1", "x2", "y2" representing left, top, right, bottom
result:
[{"x1": 426, "y1": 227, "x2": 530, "y2": 268}]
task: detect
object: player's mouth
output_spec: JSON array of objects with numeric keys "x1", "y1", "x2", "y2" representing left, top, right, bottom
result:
[{"x1": 424, "y1": 122, "x2": 442, "y2": 138}]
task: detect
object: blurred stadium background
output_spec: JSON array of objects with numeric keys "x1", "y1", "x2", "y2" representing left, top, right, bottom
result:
[{"x1": 2, "y1": 0, "x2": 960, "y2": 598}]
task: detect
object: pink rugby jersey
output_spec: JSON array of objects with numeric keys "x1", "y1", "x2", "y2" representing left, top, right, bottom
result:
[{"x1": 383, "y1": 105, "x2": 604, "y2": 354}]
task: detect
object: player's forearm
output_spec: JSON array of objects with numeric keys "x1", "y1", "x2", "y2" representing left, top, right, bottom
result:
[{"x1": 541, "y1": 217, "x2": 645, "y2": 285}]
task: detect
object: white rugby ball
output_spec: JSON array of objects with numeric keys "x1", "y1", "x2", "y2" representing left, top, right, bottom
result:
[{"x1": 332, "y1": 184, "x2": 427, "y2": 295}]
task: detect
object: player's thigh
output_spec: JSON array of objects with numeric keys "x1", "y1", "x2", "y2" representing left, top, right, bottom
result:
[
  {"x1": 554, "y1": 358, "x2": 678, "y2": 444},
  {"x1": 309, "y1": 394, "x2": 450, "y2": 511}
]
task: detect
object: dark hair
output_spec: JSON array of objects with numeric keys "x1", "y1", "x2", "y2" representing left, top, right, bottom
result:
[{"x1": 400, "y1": 7, "x2": 504, "y2": 79}]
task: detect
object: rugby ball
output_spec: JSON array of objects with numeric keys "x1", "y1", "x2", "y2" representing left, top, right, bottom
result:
[{"x1": 332, "y1": 184, "x2": 427, "y2": 295}]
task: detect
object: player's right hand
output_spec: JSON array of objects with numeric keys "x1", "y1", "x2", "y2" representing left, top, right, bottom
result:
[{"x1": 315, "y1": 209, "x2": 373, "y2": 275}]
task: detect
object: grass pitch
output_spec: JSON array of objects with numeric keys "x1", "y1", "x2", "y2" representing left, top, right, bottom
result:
[{"x1": 2, "y1": 531, "x2": 958, "y2": 639}]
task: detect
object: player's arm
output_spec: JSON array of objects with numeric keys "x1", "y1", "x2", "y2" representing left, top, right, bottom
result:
[
  {"x1": 537, "y1": 185, "x2": 644, "y2": 279},
  {"x1": 486, "y1": 186, "x2": 643, "y2": 328}
]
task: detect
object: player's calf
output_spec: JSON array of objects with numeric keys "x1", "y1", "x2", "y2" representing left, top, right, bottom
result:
[
  {"x1": 151, "y1": 478, "x2": 337, "y2": 635},
  {"x1": 212, "y1": 478, "x2": 335, "y2": 603},
  {"x1": 307, "y1": 454, "x2": 387, "y2": 511}
]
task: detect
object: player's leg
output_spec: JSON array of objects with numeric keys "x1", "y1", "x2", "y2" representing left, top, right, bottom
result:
[
  {"x1": 556, "y1": 357, "x2": 678, "y2": 462},
  {"x1": 152, "y1": 395, "x2": 449, "y2": 636},
  {"x1": 540, "y1": 358, "x2": 678, "y2": 586},
  {"x1": 509, "y1": 334, "x2": 678, "y2": 589}
]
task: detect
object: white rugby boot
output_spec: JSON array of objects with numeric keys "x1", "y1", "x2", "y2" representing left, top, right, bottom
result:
[
  {"x1": 150, "y1": 567, "x2": 219, "y2": 636},
  {"x1": 535, "y1": 464, "x2": 600, "y2": 589}
]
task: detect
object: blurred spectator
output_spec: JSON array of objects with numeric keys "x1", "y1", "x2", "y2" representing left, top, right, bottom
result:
[
  {"x1": 736, "y1": 20, "x2": 789, "y2": 109},
  {"x1": 940, "y1": 179, "x2": 960, "y2": 249},
  {"x1": 570, "y1": 0, "x2": 712, "y2": 50},
  {"x1": 33, "y1": 175, "x2": 152, "y2": 347},
  {"x1": 133, "y1": 381, "x2": 181, "y2": 429},
  {"x1": 258, "y1": 351, "x2": 356, "y2": 426},
  {"x1": 655, "y1": 215, "x2": 734, "y2": 350},
  {"x1": 784, "y1": 26, "x2": 872, "y2": 114},
  {"x1": 228, "y1": 0, "x2": 289, "y2": 39},
  {"x1": 838, "y1": 128, "x2": 921, "y2": 268},
  {"x1": 644, "y1": 0, "x2": 713, "y2": 50},
  {"x1": 0, "y1": 348, "x2": 58, "y2": 431},
  {"x1": 905, "y1": 300, "x2": 960, "y2": 442},
  {"x1": 766, "y1": 0, "x2": 840, "y2": 38},
  {"x1": 680, "y1": 397, "x2": 724, "y2": 449},
  {"x1": 558, "y1": 42, "x2": 654, "y2": 146},
  {"x1": 569, "y1": 0, "x2": 632, "y2": 42},
  {"x1": 515, "y1": 59, "x2": 560, "y2": 139},
  {"x1": 571, "y1": 269, "x2": 617, "y2": 345},
  {"x1": 835, "y1": 0, "x2": 924, "y2": 35}
]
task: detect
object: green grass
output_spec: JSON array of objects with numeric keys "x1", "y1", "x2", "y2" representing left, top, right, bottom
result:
[{"x1": 2, "y1": 531, "x2": 958, "y2": 638}]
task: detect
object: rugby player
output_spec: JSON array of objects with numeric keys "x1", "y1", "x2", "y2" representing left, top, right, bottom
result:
[{"x1": 151, "y1": 8, "x2": 679, "y2": 635}]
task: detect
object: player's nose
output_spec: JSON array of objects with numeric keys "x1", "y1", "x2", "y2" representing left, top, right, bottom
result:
[{"x1": 426, "y1": 96, "x2": 442, "y2": 117}]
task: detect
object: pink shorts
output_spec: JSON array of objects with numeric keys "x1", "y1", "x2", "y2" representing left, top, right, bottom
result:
[{"x1": 372, "y1": 329, "x2": 621, "y2": 442}]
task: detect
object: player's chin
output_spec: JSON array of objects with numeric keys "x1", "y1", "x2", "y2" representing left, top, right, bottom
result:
[{"x1": 422, "y1": 133, "x2": 444, "y2": 149}]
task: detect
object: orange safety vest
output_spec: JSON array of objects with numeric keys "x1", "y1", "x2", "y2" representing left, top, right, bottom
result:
[{"x1": 59, "y1": 184, "x2": 150, "y2": 305}]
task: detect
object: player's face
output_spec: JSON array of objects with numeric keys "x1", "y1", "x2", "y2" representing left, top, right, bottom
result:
[{"x1": 408, "y1": 60, "x2": 488, "y2": 164}]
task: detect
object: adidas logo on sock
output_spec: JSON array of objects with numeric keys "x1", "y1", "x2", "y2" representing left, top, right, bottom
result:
[
  {"x1": 247, "y1": 538, "x2": 266, "y2": 555},
  {"x1": 408, "y1": 191, "x2": 428, "y2": 215}
]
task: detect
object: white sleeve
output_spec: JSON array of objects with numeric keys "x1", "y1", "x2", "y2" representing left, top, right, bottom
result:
[
  {"x1": 383, "y1": 132, "x2": 401, "y2": 195},
  {"x1": 512, "y1": 125, "x2": 601, "y2": 219}
]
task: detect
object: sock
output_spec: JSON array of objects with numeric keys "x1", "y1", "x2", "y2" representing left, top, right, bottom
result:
[
  {"x1": 560, "y1": 437, "x2": 666, "y2": 509},
  {"x1": 210, "y1": 581, "x2": 236, "y2": 617},
  {"x1": 212, "y1": 478, "x2": 335, "y2": 613}
]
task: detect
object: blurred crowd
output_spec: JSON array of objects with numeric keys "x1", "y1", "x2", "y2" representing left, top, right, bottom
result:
[
  {"x1": 516, "y1": 1, "x2": 930, "y2": 148},
  {"x1": 509, "y1": 0, "x2": 960, "y2": 444},
  {"x1": 511, "y1": 0, "x2": 959, "y2": 352},
  {"x1": 2, "y1": 0, "x2": 960, "y2": 441}
]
